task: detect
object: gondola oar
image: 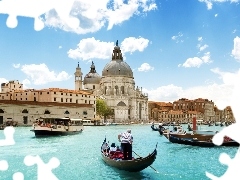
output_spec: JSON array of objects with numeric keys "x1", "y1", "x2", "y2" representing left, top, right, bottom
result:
[{"x1": 132, "y1": 151, "x2": 159, "y2": 173}]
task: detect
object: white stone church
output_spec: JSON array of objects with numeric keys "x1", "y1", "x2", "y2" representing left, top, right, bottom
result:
[{"x1": 80, "y1": 42, "x2": 149, "y2": 123}]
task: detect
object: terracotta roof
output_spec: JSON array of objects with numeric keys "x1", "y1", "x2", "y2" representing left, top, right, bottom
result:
[{"x1": 13, "y1": 88, "x2": 93, "y2": 95}]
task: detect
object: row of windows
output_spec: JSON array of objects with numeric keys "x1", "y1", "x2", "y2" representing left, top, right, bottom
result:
[
  {"x1": 0, "y1": 109, "x2": 89, "y2": 115},
  {"x1": 2, "y1": 92, "x2": 93, "y2": 99}
]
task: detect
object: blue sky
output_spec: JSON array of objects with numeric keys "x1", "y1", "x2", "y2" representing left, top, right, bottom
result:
[{"x1": 0, "y1": 0, "x2": 240, "y2": 109}]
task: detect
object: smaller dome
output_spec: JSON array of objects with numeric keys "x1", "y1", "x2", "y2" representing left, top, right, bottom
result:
[{"x1": 83, "y1": 61, "x2": 101, "y2": 84}]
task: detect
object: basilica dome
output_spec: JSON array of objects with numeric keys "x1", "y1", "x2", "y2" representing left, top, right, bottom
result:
[
  {"x1": 102, "y1": 43, "x2": 133, "y2": 78},
  {"x1": 83, "y1": 61, "x2": 101, "y2": 84}
]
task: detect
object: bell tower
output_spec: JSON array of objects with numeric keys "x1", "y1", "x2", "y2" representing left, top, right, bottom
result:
[{"x1": 74, "y1": 62, "x2": 83, "y2": 90}]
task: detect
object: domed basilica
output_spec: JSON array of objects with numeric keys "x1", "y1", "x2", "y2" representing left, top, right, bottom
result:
[{"x1": 74, "y1": 41, "x2": 148, "y2": 123}]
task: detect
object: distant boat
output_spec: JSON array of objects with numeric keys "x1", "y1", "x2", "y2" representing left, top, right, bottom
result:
[
  {"x1": 30, "y1": 117, "x2": 84, "y2": 137},
  {"x1": 82, "y1": 119, "x2": 105, "y2": 126},
  {"x1": 161, "y1": 128, "x2": 239, "y2": 147},
  {"x1": 105, "y1": 122, "x2": 118, "y2": 126}
]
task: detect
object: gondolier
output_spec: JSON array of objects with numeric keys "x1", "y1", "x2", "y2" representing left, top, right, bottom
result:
[{"x1": 118, "y1": 129, "x2": 133, "y2": 160}]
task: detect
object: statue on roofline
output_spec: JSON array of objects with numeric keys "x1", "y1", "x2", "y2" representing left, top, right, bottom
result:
[{"x1": 116, "y1": 40, "x2": 118, "y2": 46}]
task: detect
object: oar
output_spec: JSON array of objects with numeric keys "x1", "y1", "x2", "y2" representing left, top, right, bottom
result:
[{"x1": 132, "y1": 150, "x2": 159, "y2": 173}]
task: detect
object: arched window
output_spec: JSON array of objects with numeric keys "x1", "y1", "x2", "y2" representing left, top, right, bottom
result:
[
  {"x1": 104, "y1": 86, "x2": 107, "y2": 94},
  {"x1": 121, "y1": 86, "x2": 124, "y2": 94},
  {"x1": 44, "y1": 110, "x2": 51, "y2": 114},
  {"x1": 115, "y1": 86, "x2": 119, "y2": 95},
  {"x1": 22, "y1": 109, "x2": 28, "y2": 113}
]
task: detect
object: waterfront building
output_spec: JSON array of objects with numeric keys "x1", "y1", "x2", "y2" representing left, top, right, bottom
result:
[
  {"x1": 148, "y1": 98, "x2": 234, "y2": 124},
  {"x1": 82, "y1": 42, "x2": 148, "y2": 123},
  {"x1": 173, "y1": 98, "x2": 214, "y2": 122},
  {"x1": 0, "y1": 81, "x2": 96, "y2": 126},
  {"x1": 148, "y1": 101, "x2": 202, "y2": 124}
]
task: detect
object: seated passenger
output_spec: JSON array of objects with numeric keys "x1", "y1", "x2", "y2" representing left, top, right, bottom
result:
[
  {"x1": 102, "y1": 142, "x2": 110, "y2": 154},
  {"x1": 109, "y1": 143, "x2": 117, "y2": 154}
]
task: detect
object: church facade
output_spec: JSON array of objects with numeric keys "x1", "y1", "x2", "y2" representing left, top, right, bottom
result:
[{"x1": 78, "y1": 42, "x2": 149, "y2": 123}]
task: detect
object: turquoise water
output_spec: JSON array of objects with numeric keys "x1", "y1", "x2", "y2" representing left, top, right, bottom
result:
[{"x1": 0, "y1": 125, "x2": 238, "y2": 180}]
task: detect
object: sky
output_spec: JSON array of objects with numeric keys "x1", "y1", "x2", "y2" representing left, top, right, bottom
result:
[{"x1": 0, "y1": 0, "x2": 240, "y2": 110}]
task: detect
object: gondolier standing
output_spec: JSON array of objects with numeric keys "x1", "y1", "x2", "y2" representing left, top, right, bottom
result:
[{"x1": 118, "y1": 129, "x2": 133, "y2": 160}]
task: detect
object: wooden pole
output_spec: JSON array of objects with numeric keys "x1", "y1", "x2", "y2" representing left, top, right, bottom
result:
[{"x1": 192, "y1": 116, "x2": 197, "y2": 131}]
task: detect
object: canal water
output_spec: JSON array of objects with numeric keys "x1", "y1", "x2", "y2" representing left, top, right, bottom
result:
[{"x1": 0, "y1": 124, "x2": 237, "y2": 180}]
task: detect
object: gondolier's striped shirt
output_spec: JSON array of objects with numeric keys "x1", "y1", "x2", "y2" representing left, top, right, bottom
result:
[{"x1": 120, "y1": 132, "x2": 133, "y2": 144}]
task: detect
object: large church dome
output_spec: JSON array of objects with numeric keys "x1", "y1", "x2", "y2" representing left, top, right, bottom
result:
[
  {"x1": 83, "y1": 61, "x2": 101, "y2": 84},
  {"x1": 102, "y1": 42, "x2": 133, "y2": 78}
]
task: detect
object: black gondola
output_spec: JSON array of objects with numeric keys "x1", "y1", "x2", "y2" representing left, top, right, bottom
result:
[
  {"x1": 167, "y1": 134, "x2": 239, "y2": 147},
  {"x1": 101, "y1": 139, "x2": 157, "y2": 172},
  {"x1": 151, "y1": 124, "x2": 160, "y2": 131}
]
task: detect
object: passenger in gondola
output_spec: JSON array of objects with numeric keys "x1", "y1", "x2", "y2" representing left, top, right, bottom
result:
[
  {"x1": 109, "y1": 143, "x2": 117, "y2": 153},
  {"x1": 118, "y1": 129, "x2": 133, "y2": 160},
  {"x1": 102, "y1": 142, "x2": 110, "y2": 154}
]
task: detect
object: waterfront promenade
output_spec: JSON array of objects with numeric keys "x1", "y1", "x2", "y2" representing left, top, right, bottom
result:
[{"x1": 0, "y1": 124, "x2": 235, "y2": 180}]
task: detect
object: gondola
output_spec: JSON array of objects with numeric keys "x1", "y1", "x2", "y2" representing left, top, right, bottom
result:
[
  {"x1": 151, "y1": 124, "x2": 160, "y2": 131},
  {"x1": 101, "y1": 138, "x2": 157, "y2": 172}
]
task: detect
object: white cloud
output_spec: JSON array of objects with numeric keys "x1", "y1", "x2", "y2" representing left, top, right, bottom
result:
[
  {"x1": 43, "y1": 0, "x2": 157, "y2": 34},
  {"x1": 144, "y1": 68, "x2": 240, "y2": 110},
  {"x1": 198, "y1": 37, "x2": 203, "y2": 42},
  {"x1": 121, "y1": 37, "x2": 149, "y2": 54},
  {"x1": 20, "y1": 63, "x2": 71, "y2": 85},
  {"x1": 171, "y1": 32, "x2": 184, "y2": 43},
  {"x1": 215, "y1": 14, "x2": 218, "y2": 17},
  {"x1": 199, "y1": 44, "x2": 208, "y2": 51},
  {"x1": 202, "y1": 52, "x2": 212, "y2": 63},
  {"x1": 138, "y1": 63, "x2": 154, "y2": 72},
  {"x1": 68, "y1": 37, "x2": 114, "y2": 60},
  {"x1": 180, "y1": 52, "x2": 212, "y2": 68},
  {"x1": 182, "y1": 57, "x2": 203, "y2": 68},
  {"x1": 199, "y1": 0, "x2": 239, "y2": 10},
  {"x1": 143, "y1": 84, "x2": 183, "y2": 102},
  {"x1": 59, "y1": 46, "x2": 62, "y2": 49},
  {"x1": 22, "y1": 79, "x2": 31, "y2": 89},
  {"x1": 232, "y1": 36, "x2": 240, "y2": 61},
  {"x1": 13, "y1": 63, "x2": 21, "y2": 68},
  {"x1": 68, "y1": 37, "x2": 149, "y2": 61}
]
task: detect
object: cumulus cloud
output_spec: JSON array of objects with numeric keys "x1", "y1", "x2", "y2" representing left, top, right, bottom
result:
[
  {"x1": 199, "y1": 44, "x2": 209, "y2": 51},
  {"x1": 22, "y1": 79, "x2": 31, "y2": 89},
  {"x1": 68, "y1": 37, "x2": 149, "y2": 61},
  {"x1": 199, "y1": 0, "x2": 239, "y2": 10},
  {"x1": 198, "y1": 37, "x2": 203, "y2": 42},
  {"x1": 180, "y1": 52, "x2": 212, "y2": 68},
  {"x1": 20, "y1": 63, "x2": 71, "y2": 85},
  {"x1": 43, "y1": 0, "x2": 157, "y2": 34},
  {"x1": 232, "y1": 36, "x2": 240, "y2": 61},
  {"x1": 144, "y1": 68, "x2": 240, "y2": 110},
  {"x1": 68, "y1": 37, "x2": 114, "y2": 60},
  {"x1": 121, "y1": 37, "x2": 149, "y2": 54},
  {"x1": 138, "y1": 63, "x2": 154, "y2": 72}
]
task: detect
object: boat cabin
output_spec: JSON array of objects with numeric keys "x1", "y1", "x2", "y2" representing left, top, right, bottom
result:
[{"x1": 35, "y1": 117, "x2": 83, "y2": 127}]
